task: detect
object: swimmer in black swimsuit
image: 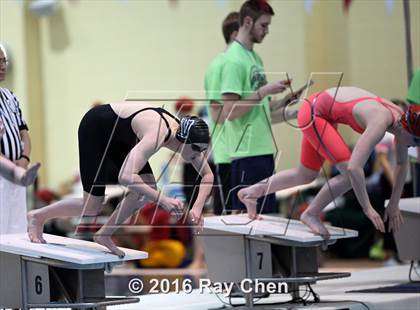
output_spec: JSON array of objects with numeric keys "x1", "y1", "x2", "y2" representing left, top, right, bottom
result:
[{"x1": 27, "y1": 102, "x2": 213, "y2": 258}]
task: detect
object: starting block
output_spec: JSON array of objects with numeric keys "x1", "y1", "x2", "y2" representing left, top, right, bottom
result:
[
  {"x1": 202, "y1": 214, "x2": 358, "y2": 308},
  {"x1": 0, "y1": 233, "x2": 147, "y2": 309},
  {"x1": 391, "y1": 198, "x2": 420, "y2": 262}
]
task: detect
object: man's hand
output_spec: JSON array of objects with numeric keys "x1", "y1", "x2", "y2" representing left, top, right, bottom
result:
[
  {"x1": 258, "y1": 80, "x2": 289, "y2": 98},
  {"x1": 15, "y1": 158, "x2": 29, "y2": 169},
  {"x1": 270, "y1": 91, "x2": 300, "y2": 111},
  {"x1": 273, "y1": 79, "x2": 314, "y2": 109},
  {"x1": 283, "y1": 89, "x2": 304, "y2": 106},
  {"x1": 14, "y1": 162, "x2": 41, "y2": 186}
]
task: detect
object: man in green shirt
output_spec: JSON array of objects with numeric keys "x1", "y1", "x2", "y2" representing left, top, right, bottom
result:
[
  {"x1": 204, "y1": 12, "x2": 239, "y2": 215},
  {"x1": 407, "y1": 68, "x2": 420, "y2": 196},
  {"x1": 407, "y1": 68, "x2": 420, "y2": 106},
  {"x1": 220, "y1": 0, "x2": 290, "y2": 215}
]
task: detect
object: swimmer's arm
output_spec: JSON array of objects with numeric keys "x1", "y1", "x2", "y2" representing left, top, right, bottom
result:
[
  {"x1": 347, "y1": 124, "x2": 387, "y2": 211},
  {"x1": 387, "y1": 138, "x2": 408, "y2": 210},
  {"x1": 189, "y1": 154, "x2": 214, "y2": 215},
  {"x1": 118, "y1": 135, "x2": 163, "y2": 202}
]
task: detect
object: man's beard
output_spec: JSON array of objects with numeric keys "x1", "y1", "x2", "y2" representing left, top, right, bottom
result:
[{"x1": 250, "y1": 26, "x2": 263, "y2": 43}]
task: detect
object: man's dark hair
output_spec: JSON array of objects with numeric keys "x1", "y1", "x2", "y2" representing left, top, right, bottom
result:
[
  {"x1": 390, "y1": 98, "x2": 407, "y2": 110},
  {"x1": 239, "y1": 0, "x2": 274, "y2": 26},
  {"x1": 222, "y1": 12, "x2": 239, "y2": 44}
]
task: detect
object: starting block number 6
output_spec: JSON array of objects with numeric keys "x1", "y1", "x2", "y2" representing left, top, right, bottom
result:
[
  {"x1": 35, "y1": 275, "x2": 43, "y2": 295},
  {"x1": 27, "y1": 262, "x2": 50, "y2": 303}
]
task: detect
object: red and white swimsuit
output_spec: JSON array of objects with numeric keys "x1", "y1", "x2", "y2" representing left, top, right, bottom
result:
[{"x1": 297, "y1": 91, "x2": 402, "y2": 171}]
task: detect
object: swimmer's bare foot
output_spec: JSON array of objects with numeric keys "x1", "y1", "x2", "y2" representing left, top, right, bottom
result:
[
  {"x1": 18, "y1": 163, "x2": 41, "y2": 186},
  {"x1": 27, "y1": 211, "x2": 47, "y2": 243},
  {"x1": 300, "y1": 210, "x2": 330, "y2": 239},
  {"x1": 238, "y1": 188, "x2": 262, "y2": 220},
  {"x1": 94, "y1": 234, "x2": 125, "y2": 258}
]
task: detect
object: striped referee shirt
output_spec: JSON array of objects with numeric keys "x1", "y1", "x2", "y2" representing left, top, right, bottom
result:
[{"x1": 0, "y1": 87, "x2": 28, "y2": 161}]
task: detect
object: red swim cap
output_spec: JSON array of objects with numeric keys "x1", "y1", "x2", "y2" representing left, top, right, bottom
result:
[
  {"x1": 401, "y1": 104, "x2": 420, "y2": 137},
  {"x1": 36, "y1": 189, "x2": 56, "y2": 204},
  {"x1": 175, "y1": 97, "x2": 194, "y2": 113}
]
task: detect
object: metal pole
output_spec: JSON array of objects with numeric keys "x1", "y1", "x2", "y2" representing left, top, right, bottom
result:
[
  {"x1": 290, "y1": 247, "x2": 300, "y2": 302},
  {"x1": 21, "y1": 258, "x2": 29, "y2": 310},
  {"x1": 403, "y1": 0, "x2": 418, "y2": 197},
  {"x1": 403, "y1": 0, "x2": 413, "y2": 83},
  {"x1": 244, "y1": 238, "x2": 254, "y2": 308}
]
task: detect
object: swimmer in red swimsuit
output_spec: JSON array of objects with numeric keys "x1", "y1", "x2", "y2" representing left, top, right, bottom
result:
[{"x1": 239, "y1": 86, "x2": 420, "y2": 238}]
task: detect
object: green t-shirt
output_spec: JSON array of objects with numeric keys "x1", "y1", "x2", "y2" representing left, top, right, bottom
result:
[
  {"x1": 221, "y1": 41, "x2": 273, "y2": 159},
  {"x1": 407, "y1": 68, "x2": 420, "y2": 105},
  {"x1": 204, "y1": 53, "x2": 230, "y2": 164}
]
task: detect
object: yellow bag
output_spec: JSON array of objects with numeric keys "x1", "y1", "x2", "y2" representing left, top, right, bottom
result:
[{"x1": 140, "y1": 239, "x2": 186, "y2": 268}]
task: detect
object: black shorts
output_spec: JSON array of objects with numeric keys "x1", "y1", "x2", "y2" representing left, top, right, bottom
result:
[
  {"x1": 230, "y1": 154, "x2": 277, "y2": 214},
  {"x1": 78, "y1": 105, "x2": 153, "y2": 196},
  {"x1": 214, "y1": 163, "x2": 232, "y2": 215}
]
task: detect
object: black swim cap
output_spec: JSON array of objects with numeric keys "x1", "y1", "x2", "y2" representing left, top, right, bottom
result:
[{"x1": 176, "y1": 116, "x2": 210, "y2": 150}]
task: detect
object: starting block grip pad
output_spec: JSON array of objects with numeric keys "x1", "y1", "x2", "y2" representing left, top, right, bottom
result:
[
  {"x1": 204, "y1": 214, "x2": 358, "y2": 243},
  {"x1": 0, "y1": 233, "x2": 148, "y2": 264},
  {"x1": 0, "y1": 234, "x2": 147, "y2": 309}
]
